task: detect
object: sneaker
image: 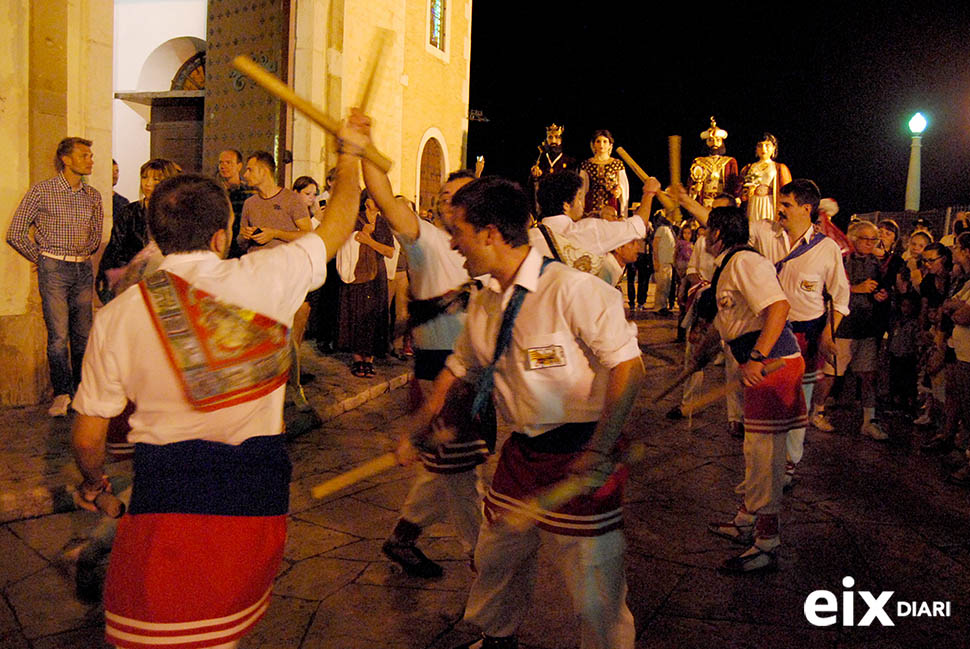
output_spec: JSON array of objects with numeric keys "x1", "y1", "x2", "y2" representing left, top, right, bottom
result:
[
  {"x1": 861, "y1": 420, "x2": 888, "y2": 441},
  {"x1": 811, "y1": 412, "x2": 834, "y2": 433},
  {"x1": 913, "y1": 411, "x2": 933, "y2": 426},
  {"x1": 48, "y1": 394, "x2": 71, "y2": 417},
  {"x1": 381, "y1": 540, "x2": 443, "y2": 578}
]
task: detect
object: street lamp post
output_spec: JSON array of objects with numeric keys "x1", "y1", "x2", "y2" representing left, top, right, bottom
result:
[{"x1": 905, "y1": 112, "x2": 927, "y2": 211}]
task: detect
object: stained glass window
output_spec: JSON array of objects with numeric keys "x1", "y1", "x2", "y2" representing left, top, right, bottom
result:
[{"x1": 429, "y1": 0, "x2": 446, "y2": 51}]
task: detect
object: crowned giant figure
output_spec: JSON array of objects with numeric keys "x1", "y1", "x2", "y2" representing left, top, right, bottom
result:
[
  {"x1": 530, "y1": 123, "x2": 577, "y2": 206},
  {"x1": 688, "y1": 117, "x2": 741, "y2": 208}
]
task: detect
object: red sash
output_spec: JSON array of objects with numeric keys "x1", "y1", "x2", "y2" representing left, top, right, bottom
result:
[{"x1": 138, "y1": 270, "x2": 291, "y2": 411}]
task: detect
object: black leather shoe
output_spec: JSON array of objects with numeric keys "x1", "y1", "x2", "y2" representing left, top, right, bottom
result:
[
  {"x1": 382, "y1": 540, "x2": 443, "y2": 578},
  {"x1": 666, "y1": 405, "x2": 685, "y2": 420}
]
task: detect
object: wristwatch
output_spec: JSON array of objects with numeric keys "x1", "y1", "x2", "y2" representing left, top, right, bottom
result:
[{"x1": 749, "y1": 349, "x2": 767, "y2": 363}]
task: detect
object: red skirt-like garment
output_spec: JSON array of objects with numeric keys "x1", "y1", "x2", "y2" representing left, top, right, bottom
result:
[
  {"x1": 104, "y1": 513, "x2": 286, "y2": 649},
  {"x1": 743, "y1": 356, "x2": 808, "y2": 434}
]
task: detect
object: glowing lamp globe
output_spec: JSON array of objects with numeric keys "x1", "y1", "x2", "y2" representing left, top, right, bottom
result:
[{"x1": 908, "y1": 112, "x2": 927, "y2": 135}]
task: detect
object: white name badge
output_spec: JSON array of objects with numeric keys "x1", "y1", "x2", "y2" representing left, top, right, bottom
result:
[{"x1": 526, "y1": 345, "x2": 566, "y2": 370}]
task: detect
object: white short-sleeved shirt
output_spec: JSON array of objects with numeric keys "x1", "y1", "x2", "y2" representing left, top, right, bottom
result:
[
  {"x1": 653, "y1": 224, "x2": 676, "y2": 266},
  {"x1": 73, "y1": 234, "x2": 328, "y2": 446},
  {"x1": 712, "y1": 249, "x2": 789, "y2": 343},
  {"x1": 446, "y1": 247, "x2": 640, "y2": 436},
  {"x1": 540, "y1": 213, "x2": 646, "y2": 256},
  {"x1": 527, "y1": 228, "x2": 624, "y2": 287},
  {"x1": 749, "y1": 219, "x2": 850, "y2": 321},
  {"x1": 687, "y1": 234, "x2": 716, "y2": 281},
  {"x1": 397, "y1": 218, "x2": 470, "y2": 351}
]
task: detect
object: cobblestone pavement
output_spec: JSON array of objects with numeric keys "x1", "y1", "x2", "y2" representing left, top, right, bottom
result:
[{"x1": 2, "y1": 316, "x2": 969, "y2": 648}]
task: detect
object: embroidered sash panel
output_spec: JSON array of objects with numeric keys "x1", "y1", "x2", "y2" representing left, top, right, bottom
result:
[{"x1": 138, "y1": 270, "x2": 291, "y2": 411}]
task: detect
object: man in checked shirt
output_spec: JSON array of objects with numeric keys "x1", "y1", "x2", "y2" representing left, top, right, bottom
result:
[{"x1": 6, "y1": 137, "x2": 104, "y2": 417}]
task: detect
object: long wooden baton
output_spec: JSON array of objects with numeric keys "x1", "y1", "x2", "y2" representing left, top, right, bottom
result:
[
  {"x1": 356, "y1": 28, "x2": 394, "y2": 112},
  {"x1": 654, "y1": 363, "x2": 702, "y2": 403},
  {"x1": 232, "y1": 55, "x2": 393, "y2": 172},
  {"x1": 616, "y1": 146, "x2": 681, "y2": 220},
  {"x1": 681, "y1": 358, "x2": 785, "y2": 417},
  {"x1": 503, "y1": 442, "x2": 648, "y2": 532},
  {"x1": 311, "y1": 452, "x2": 398, "y2": 499},
  {"x1": 668, "y1": 135, "x2": 682, "y2": 186},
  {"x1": 615, "y1": 147, "x2": 648, "y2": 182}
]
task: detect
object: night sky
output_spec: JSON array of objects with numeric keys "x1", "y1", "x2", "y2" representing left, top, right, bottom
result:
[{"x1": 466, "y1": 1, "x2": 970, "y2": 216}]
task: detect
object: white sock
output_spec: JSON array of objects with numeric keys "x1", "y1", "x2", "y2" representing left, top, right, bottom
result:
[{"x1": 863, "y1": 407, "x2": 875, "y2": 425}]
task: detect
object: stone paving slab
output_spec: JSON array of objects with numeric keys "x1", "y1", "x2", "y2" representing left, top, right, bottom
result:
[
  {"x1": 0, "y1": 344, "x2": 413, "y2": 524},
  {"x1": 3, "y1": 311, "x2": 970, "y2": 648}
]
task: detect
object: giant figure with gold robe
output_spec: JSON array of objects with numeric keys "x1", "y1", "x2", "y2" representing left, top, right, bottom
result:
[{"x1": 688, "y1": 117, "x2": 740, "y2": 208}]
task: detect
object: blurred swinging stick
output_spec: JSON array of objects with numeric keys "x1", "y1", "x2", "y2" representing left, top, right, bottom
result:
[
  {"x1": 680, "y1": 358, "x2": 785, "y2": 417},
  {"x1": 356, "y1": 28, "x2": 394, "y2": 112},
  {"x1": 503, "y1": 442, "x2": 648, "y2": 532},
  {"x1": 311, "y1": 453, "x2": 399, "y2": 499},
  {"x1": 232, "y1": 54, "x2": 393, "y2": 172}
]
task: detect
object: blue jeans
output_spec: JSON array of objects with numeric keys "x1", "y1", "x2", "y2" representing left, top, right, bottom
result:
[{"x1": 37, "y1": 257, "x2": 94, "y2": 395}]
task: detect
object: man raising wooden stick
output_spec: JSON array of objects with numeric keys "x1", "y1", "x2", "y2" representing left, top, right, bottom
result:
[
  {"x1": 71, "y1": 113, "x2": 367, "y2": 649},
  {"x1": 403, "y1": 177, "x2": 644, "y2": 649}
]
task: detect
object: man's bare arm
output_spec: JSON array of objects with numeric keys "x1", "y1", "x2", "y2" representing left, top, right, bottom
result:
[
  {"x1": 576, "y1": 355, "x2": 645, "y2": 469},
  {"x1": 73, "y1": 413, "x2": 110, "y2": 489}
]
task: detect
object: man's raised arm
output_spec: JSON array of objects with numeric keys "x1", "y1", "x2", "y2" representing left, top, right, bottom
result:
[{"x1": 313, "y1": 111, "x2": 365, "y2": 260}]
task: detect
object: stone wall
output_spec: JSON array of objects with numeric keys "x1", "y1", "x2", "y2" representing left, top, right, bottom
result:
[{"x1": 0, "y1": 0, "x2": 113, "y2": 406}]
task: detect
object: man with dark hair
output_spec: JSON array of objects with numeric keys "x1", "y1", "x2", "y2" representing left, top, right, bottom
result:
[
  {"x1": 407, "y1": 176, "x2": 644, "y2": 648},
  {"x1": 70, "y1": 116, "x2": 366, "y2": 649},
  {"x1": 534, "y1": 169, "x2": 658, "y2": 266},
  {"x1": 700, "y1": 206, "x2": 806, "y2": 573},
  {"x1": 6, "y1": 136, "x2": 102, "y2": 416},
  {"x1": 751, "y1": 180, "x2": 849, "y2": 472},
  {"x1": 362, "y1": 153, "x2": 486, "y2": 578},
  {"x1": 217, "y1": 148, "x2": 253, "y2": 257},
  {"x1": 678, "y1": 179, "x2": 850, "y2": 482},
  {"x1": 238, "y1": 150, "x2": 310, "y2": 251}
]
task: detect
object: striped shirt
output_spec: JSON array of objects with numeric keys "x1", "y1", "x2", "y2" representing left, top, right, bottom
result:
[{"x1": 6, "y1": 174, "x2": 103, "y2": 263}]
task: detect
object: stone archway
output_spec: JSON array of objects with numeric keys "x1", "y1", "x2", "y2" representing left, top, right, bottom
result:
[{"x1": 418, "y1": 137, "x2": 444, "y2": 216}]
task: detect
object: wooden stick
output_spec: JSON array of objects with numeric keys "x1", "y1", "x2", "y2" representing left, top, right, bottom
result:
[
  {"x1": 681, "y1": 359, "x2": 785, "y2": 416},
  {"x1": 311, "y1": 452, "x2": 398, "y2": 499},
  {"x1": 615, "y1": 147, "x2": 648, "y2": 182},
  {"x1": 356, "y1": 28, "x2": 394, "y2": 113},
  {"x1": 232, "y1": 55, "x2": 393, "y2": 172},
  {"x1": 668, "y1": 135, "x2": 681, "y2": 186},
  {"x1": 616, "y1": 146, "x2": 682, "y2": 222}
]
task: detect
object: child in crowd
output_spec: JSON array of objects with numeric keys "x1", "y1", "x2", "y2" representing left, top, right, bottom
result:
[{"x1": 887, "y1": 292, "x2": 921, "y2": 414}]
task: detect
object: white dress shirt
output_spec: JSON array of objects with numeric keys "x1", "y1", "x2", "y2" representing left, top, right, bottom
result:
[
  {"x1": 446, "y1": 247, "x2": 640, "y2": 436},
  {"x1": 541, "y1": 213, "x2": 646, "y2": 256},
  {"x1": 749, "y1": 219, "x2": 850, "y2": 321},
  {"x1": 74, "y1": 235, "x2": 328, "y2": 446}
]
